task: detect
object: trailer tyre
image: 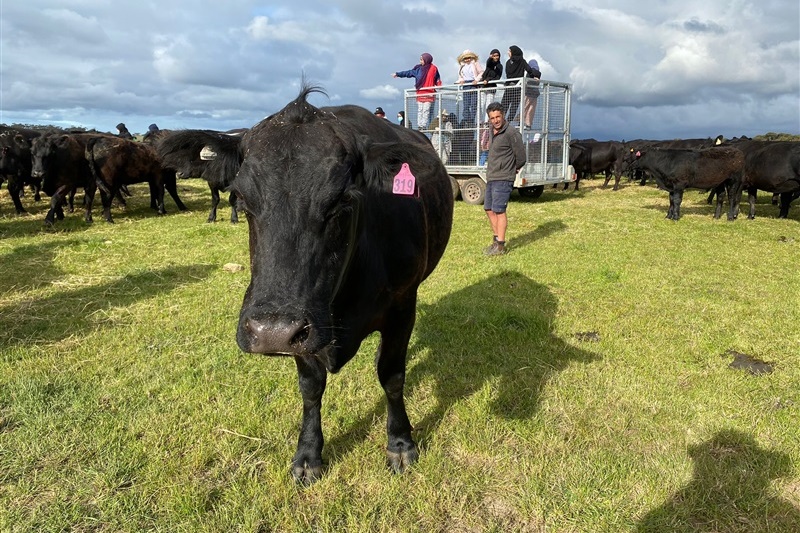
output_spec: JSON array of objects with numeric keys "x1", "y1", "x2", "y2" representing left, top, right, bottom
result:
[
  {"x1": 450, "y1": 176, "x2": 461, "y2": 200},
  {"x1": 518, "y1": 185, "x2": 544, "y2": 199},
  {"x1": 460, "y1": 178, "x2": 486, "y2": 205}
]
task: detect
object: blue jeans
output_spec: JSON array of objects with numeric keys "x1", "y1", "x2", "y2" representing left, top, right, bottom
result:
[{"x1": 462, "y1": 88, "x2": 477, "y2": 125}]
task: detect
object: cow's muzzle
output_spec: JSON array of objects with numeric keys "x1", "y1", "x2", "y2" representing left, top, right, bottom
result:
[{"x1": 237, "y1": 314, "x2": 314, "y2": 355}]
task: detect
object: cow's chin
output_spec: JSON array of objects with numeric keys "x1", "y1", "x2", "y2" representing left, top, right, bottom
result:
[{"x1": 237, "y1": 333, "x2": 339, "y2": 372}]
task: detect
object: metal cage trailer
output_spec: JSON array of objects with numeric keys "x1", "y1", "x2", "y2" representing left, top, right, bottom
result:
[{"x1": 404, "y1": 76, "x2": 575, "y2": 204}]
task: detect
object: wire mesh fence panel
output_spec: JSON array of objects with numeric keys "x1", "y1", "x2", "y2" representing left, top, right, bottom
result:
[{"x1": 404, "y1": 77, "x2": 574, "y2": 195}]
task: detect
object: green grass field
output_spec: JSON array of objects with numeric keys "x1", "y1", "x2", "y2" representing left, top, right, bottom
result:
[{"x1": 1, "y1": 178, "x2": 798, "y2": 532}]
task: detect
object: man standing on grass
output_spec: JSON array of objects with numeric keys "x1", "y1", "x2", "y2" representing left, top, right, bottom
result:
[{"x1": 483, "y1": 101, "x2": 525, "y2": 256}]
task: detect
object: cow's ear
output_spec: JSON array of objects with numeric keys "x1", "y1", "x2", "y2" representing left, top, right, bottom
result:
[
  {"x1": 362, "y1": 141, "x2": 441, "y2": 193},
  {"x1": 14, "y1": 134, "x2": 30, "y2": 149},
  {"x1": 55, "y1": 135, "x2": 71, "y2": 148}
]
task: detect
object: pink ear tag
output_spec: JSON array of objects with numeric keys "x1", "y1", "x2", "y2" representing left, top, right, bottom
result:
[
  {"x1": 635, "y1": 150, "x2": 641, "y2": 157},
  {"x1": 392, "y1": 163, "x2": 417, "y2": 196}
]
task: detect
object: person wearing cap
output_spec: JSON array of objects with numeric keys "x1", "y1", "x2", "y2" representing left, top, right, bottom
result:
[
  {"x1": 428, "y1": 109, "x2": 453, "y2": 164},
  {"x1": 374, "y1": 107, "x2": 388, "y2": 120},
  {"x1": 483, "y1": 101, "x2": 525, "y2": 256},
  {"x1": 392, "y1": 52, "x2": 442, "y2": 130},
  {"x1": 115, "y1": 122, "x2": 133, "y2": 140},
  {"x1": 478, "y1": 49, "x2": 504, "y2": 122},
  {"x1": 456, "y1": 49, "x2": 483, "y2": 126}
]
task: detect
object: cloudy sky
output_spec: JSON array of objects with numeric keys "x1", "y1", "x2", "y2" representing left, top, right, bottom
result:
[{"x1": 1, "y1": 0, "x2": 798, "y2": 140}]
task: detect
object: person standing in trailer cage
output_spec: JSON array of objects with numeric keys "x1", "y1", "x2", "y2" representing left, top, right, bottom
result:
[{"x1": 393, "y1": 53, "x2": 442, "y2": 130}]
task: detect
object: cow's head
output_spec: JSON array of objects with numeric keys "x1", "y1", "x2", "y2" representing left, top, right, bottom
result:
[
  {"x1": 30, "y1": 135, "x2": 57, "y2": 180},
  {"x1": 231, "y1": 87, "x2": 367, "y2": 362}
]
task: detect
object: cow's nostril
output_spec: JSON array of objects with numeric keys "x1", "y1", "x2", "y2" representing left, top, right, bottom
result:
[{"x1": 290, "y1": 323, "x2": 311, "y2": 348}]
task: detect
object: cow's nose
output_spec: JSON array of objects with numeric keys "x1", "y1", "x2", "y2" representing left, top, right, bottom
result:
[
  {"x1": 31, "y1": 170, "x2": 43, "y2": 178},
  {"x1": 240, "y1": 316, "x2": 311, "y2": 355}
]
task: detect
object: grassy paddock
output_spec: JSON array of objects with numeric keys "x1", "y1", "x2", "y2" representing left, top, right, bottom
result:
[{"x1": 1, "y1": 178, "x2": 799, "y2": 532}]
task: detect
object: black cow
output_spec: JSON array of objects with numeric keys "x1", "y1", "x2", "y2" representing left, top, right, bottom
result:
[
  {"x1": 85, "y1": 136, "x2": 187, "y2": 223},
  {"x1": 626, "y1": 136, "x2": 725, "y2": 187},
  {"x1": 567, "y1": 142, "x2": 591, "y2": 190},
  {"x1": 156, "y1": 129, "x2": 245, "y2": 223},
  {"x1": 570, "y1": 140, "x2": 625, "y2": 190},
  {"x1": 0, "y1": 127, "x2": 42, "y2": 214},
  {"x1": 733, "y1": 141, "x2": 800, "y2": 218},
  {"x1": 217, "y1": 85, "x2": 453, "y2": 484},
  {"x1": 632, "y1": 146, "x2": 744, "y2": 220},
  {"x1": 31, "y1": 133, "x2": 101, "y2": 224}
]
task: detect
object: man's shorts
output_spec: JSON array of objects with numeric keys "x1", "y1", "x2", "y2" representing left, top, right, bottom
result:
[{"x1": 484, "y1": 180, "x2": 514, "y2": 213}]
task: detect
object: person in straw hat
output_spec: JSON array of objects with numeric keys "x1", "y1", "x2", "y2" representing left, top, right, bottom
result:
[{"x1": 456, "y1": 49, "x2": 483, "y2": 126}]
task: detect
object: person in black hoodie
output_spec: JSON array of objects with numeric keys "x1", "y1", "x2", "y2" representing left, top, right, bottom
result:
[
  {"x1": 478, "y1": 49, "x2": 503, "y2": 123},
  {"x1": 499, "y1": 45, "x2": 540, "y2": 124}
]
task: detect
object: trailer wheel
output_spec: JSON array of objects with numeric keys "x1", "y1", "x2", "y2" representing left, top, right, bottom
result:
[
  {"x1": 449, "y1": 176, "x2": 461, "y2": 200},
  {"x1": 518, "y1": 185, "x2": 544, "y2": 199},
  {"x1": 460, "y1": 178, "x2": 485, "y2": 205}
]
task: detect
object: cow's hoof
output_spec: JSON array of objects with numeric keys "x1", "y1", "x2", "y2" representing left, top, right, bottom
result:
[
  {"x1": 386, "y1": 444, "x2": 418, "y2": 474},
  {"x1": 291, "y1": 461, "x2": 323, "y2": 486}
]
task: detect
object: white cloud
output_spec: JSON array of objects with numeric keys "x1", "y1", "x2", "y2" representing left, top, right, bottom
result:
[
  {"x1": 359, "y1": 85, "x2": 401, "y2": 99},
  {"x1": 0, "y1": 0, "x2": 797, "y2": 138}
]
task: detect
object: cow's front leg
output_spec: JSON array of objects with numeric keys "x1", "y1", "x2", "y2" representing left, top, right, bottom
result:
[
  {"x1": 748, "y1": 188, "x2": 757, "y2": 219},
  {"x1": 292, "y1": 355, "x2": 327, "y2": 485},
  {"x1": 670, "y1": 189, "x2": 683, "y2": 220},
  {"x1": 377, "y1": 299, "x2": 418, "y2": 473},
  {"x1": 207, "y1": 185, "x2": 221, "y2": 222},
  {"x1": 45, "y1": 185, "x2": 69, "y2": 225},
  {"x1": 713, "y1": 184, "x2": 726, "y2": 219},
  {"x1": 666, "y1": 192, "x2": 676, "y2": 219}
]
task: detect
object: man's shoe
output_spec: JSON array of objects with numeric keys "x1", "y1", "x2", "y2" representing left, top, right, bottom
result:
[
  {"x1": 484, "y1": 242, "x2": 498, "y2": 255},
  {"x1": 485, "y1": 242, "x2": 507, "y2": 256}
]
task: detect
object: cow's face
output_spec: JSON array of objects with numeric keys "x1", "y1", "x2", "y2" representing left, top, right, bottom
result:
[
  {"x1": 30, "y1": 136, "x2": 56, "y2": 180},
  {"x1": 231, "y1": 107, "x2": 363, "y2": 359},
  {"x1": 0, "y1": 145, "x2": 11, "y2": 173}
]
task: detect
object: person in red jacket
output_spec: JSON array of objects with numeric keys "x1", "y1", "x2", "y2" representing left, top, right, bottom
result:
[{"x1": 393, "y1": 52, "x2": 442, "y2": 130}]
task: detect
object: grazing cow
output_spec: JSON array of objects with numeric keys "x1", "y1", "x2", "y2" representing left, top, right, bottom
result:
[
  {"x1": 216, "y1": 85, "x2": 453, "y2": 483},
  {"x1": 0, "y1": 127, "x2": 42, "y2": 214},
  {"x1": 733, "y1": 141, "x2": 800, "y2": 218},
  {"x1": 31, "y1": 133, "x2": 101, "y2": 224},
  {"x1": 156, "y1": 129, "x2": 245, "y2": 223},
  {"x1": 632, "y1": 146, "x2": 744, "y2": 220},
  {"x1": 85, "y1": 136, "x2": 187, "y2": 223}
]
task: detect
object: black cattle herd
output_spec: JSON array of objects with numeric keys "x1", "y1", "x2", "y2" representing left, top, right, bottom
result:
[
  {"x1": 568, "y1": 136, "x2": 800, "y2": 220},
  {"x1": 1, "y1": 88, "x2": 798, "y2": 484},
  {"x1": 1, "y1": 121, "x2": 799, "y2": 224}
]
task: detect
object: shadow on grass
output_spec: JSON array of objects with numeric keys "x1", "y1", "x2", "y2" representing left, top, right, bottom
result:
[
  {"x1": 0, "y1": 208, "x2": 97, "y2": 238},
  {"x1": 515, "y1": 189, "x2": 587, "y2": 205},
  {"x1": 637, "y1": 429, "x2": 800, "y2": 532},
  {"x1": 0, "y1": 239, "x2": 81, "y2": 294},
  {"x1": 510, "y1": 220, "x2": 568, "y2": 250},
  {"x1": 0, "y1": 264, "x2": 215, "y2": 354},
  {"x1": 325, "y1": 271, "x2": 600, "y2": 460}
]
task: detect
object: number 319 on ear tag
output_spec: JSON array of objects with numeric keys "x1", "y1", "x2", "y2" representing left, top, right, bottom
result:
[{"x1": 392, "y1": 163, "x2": 417, "y2": 196}]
